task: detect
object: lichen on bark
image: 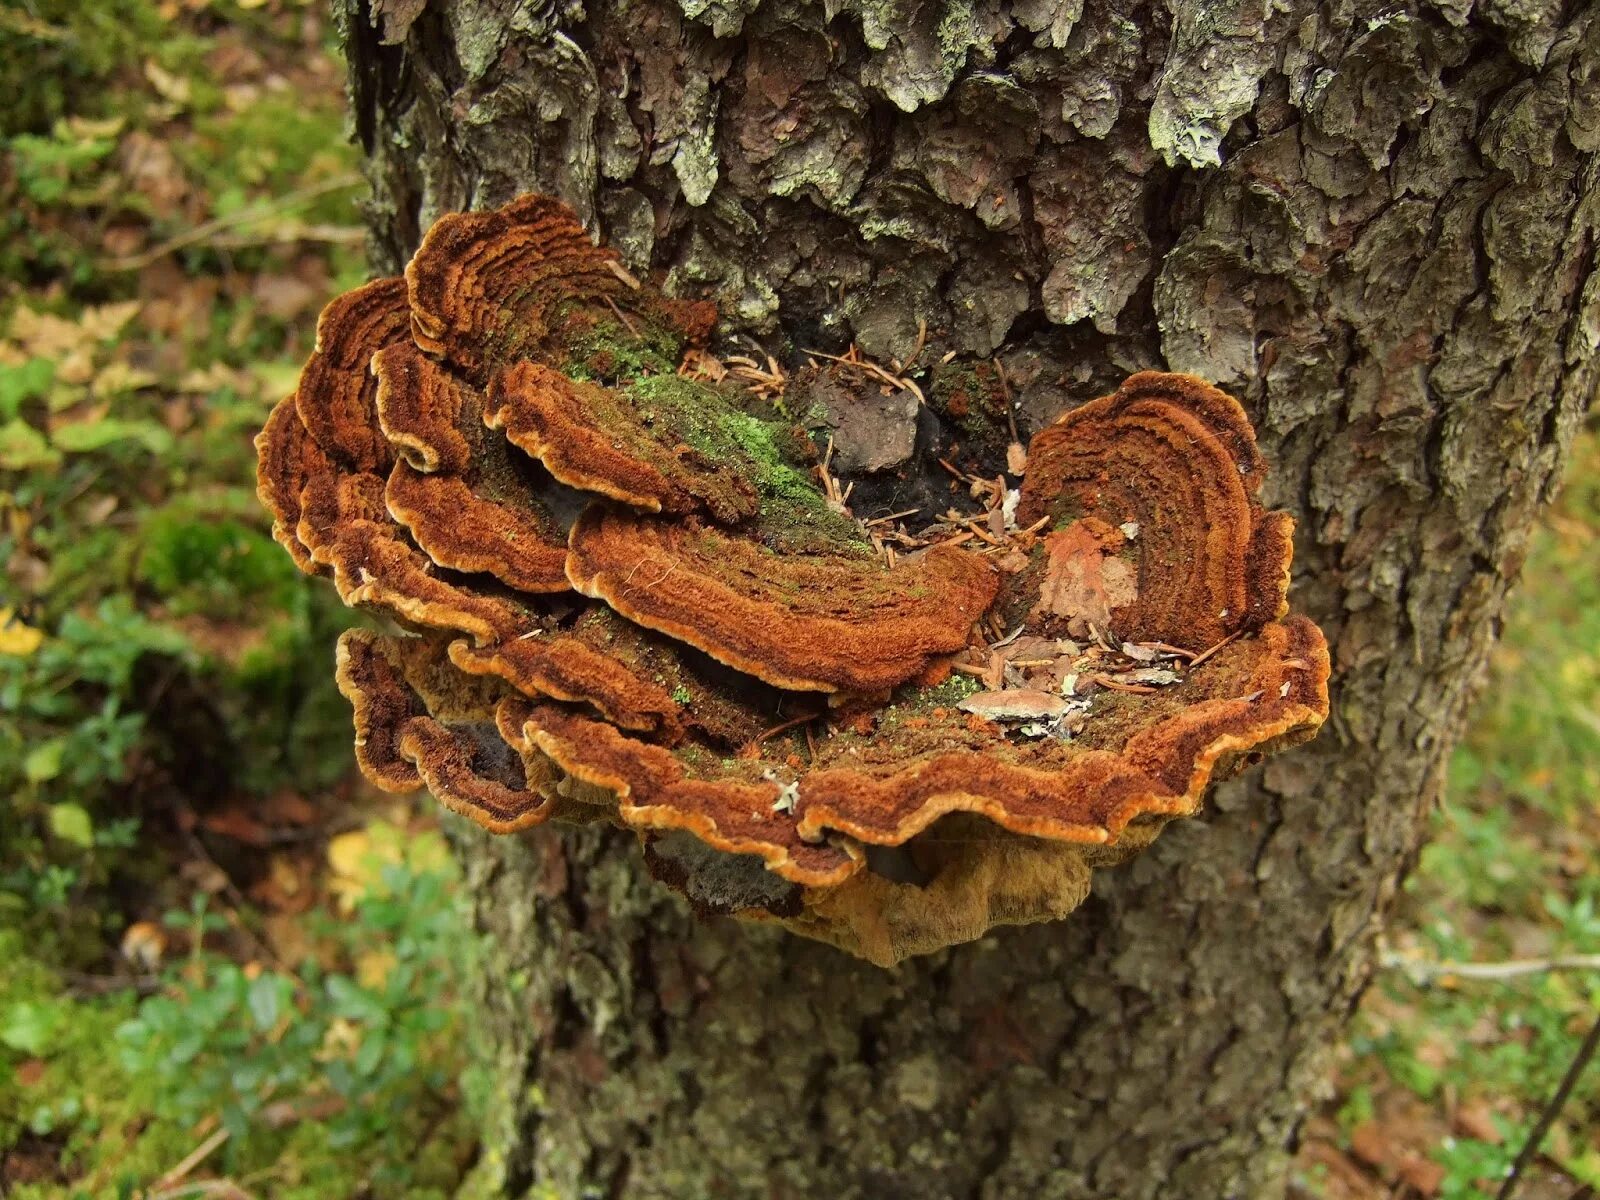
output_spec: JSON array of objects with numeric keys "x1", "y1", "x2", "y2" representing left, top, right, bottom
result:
[{"x1": 337, "y1": 0, "x2": 1599, "y2": 1193}]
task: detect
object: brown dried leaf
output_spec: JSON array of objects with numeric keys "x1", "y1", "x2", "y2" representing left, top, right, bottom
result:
[
  {"x1": 958, "y1": 689, "x2": 1071, "y2": 721},
  {"x1": 1007, "y1": 440, "x2": 1028, "y2": 475},
  {"x1": 1031, "y1": 518, "x2": 1138, "y2": 637}
]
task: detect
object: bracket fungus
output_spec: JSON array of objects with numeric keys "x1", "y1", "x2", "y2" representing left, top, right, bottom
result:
[{"x1": 256, "y1": 194, "x2": 1330, "y2": 967}]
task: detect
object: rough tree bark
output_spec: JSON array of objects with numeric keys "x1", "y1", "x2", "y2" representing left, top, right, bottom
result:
[{"x1": 336, "y1": 1, "x2": 1597, "y2": 1195}]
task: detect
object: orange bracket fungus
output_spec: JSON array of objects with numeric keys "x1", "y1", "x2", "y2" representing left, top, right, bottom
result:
[{"x1": 256, "y1": 193, "x2": 1330, "y2": 967}]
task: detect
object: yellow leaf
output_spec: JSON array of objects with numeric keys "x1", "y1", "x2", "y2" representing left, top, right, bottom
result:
[
  {"x1": 407, "y1": 829, "x2": 453, "y2": 877},
  {"x1": 8, "y1": 302, "x2": 141, "y2": 361},
  {"x1": 143, "y1": 61, "x2": 191, "y2": 106},
  {"x1": 78, "y1": 301, "x2": 143, "y2": 344},
  {"x1": 0, "y1": 609, "x2": 44, "y2": 657},
  {"x1": 356, "y1": 950, "x2": 396, "y2": 989},
  {"x1": 63, "y1": 115, "x2": 126, "y2": 141},
  {"x1": 326, "y1": 826, "x2": 405, "y2": 909},
  {"x1": 93, "y1": 361, "x2": 160, "y2": 396}
]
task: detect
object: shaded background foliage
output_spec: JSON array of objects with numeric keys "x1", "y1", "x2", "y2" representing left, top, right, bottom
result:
[{"x1": 0, "y1": 2, "x2": 1594, "y2": 1197}]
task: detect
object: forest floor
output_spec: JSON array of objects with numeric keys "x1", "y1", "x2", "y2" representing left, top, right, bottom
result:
[{"x1": 0, "y1": 3, "x2": 1595, "y2": 1198}]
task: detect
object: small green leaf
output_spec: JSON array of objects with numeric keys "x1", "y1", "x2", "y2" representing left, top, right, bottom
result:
[
  {"x1": 247, "y1": 975, "x2": 280, "y2": 1032},
  {"x1": 48, "y1": 802, "x2": 95, "y2": 848},
  {"x1": 0, "y1": 358, "x2": 55, "y2": 420},
  {"x1": 24, "y1": 738, "x2": 68, "y2": 783},
  {"x1": 2, "y1": 1001, "x2": 54, "y2": 1056},
  {"x1": 51, "y1": 417, "x2": 173, "y2": 456},
  {"x1": 0, "y1": 418, "x2": 61, "y2": 470}
]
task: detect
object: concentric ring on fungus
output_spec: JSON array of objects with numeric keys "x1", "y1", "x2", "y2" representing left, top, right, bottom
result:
[{"x1": 258, "y1": 192, "x2": 1331, "y2": 967}]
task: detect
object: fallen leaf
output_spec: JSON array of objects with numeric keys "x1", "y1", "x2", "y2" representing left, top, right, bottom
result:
[
  {"x1": 92, "y1": 360, "x2": 159, "y2": 396},
  {"x1": 248, "y1": 852, "x2": 314, "y2": 914},
  {"x1": 252, "y1": 272, "x2": 321, "y2": 321},
  {"x1": 118, "y1": 129, "x2": 187, "y2": 220},
  {"x1": 1031, "y1": 517, "x2": 1138, "y2": 638},
  {"x1": 199, "y1": 807, "x2": 272, "y2": 846},
  {"x1": 356, "y1": 949, "x2": 397, "y2": 989},
  {"x1": 1123, "y1": 667, "x2": 1183, "y2": 686},
  {"x1": 1451, "y1": 1099, "x2": 1502, "y2": 1144},
  {"x1": 0, "y1": 609, "x2": 44, "y2": 657},
  {"x1": 1348, "y1": 1121, "x2": 1395, "y2": 1171},
  {"x1": 144, "y1": 60, "x2": 192, "y2": 105},
  {"x1": 1397, "y1": 1154, "x2": 1444, "y2": 1196},
  {"x1": 262, "y1": 790, "x2": 318, "y2": 826},
  {"x1": 120, "y1": 920, "x2": 168, "y2": 970},
  {"x1": 1001, "y1": 635, "x2": 1079, "y2": 662},
  {"x1": 958, "y1": 689, "x2": 1071, "y2": 721}
]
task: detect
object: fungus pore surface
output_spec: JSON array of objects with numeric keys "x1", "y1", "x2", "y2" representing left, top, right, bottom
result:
[{"x1": 258, "y1": 193, "x2": 1330, "y2": 966}]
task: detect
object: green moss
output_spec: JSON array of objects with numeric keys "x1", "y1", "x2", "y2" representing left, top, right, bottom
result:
[
  {"x1": 623, "y1": 374, "x2": 868, "y2": 557},
  {"x1": 560, "y1": 313, "x2": 682, "y2": 384},
  {"x1": 891, "y1": 672, "x2": 983, "y2": 716}
]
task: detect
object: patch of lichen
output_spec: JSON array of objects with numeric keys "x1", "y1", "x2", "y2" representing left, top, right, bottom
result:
[{"x1": 623, "y1": 374, "x2": 869, "y2": 557}]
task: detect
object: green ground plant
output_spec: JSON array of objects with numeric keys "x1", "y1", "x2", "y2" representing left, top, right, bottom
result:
[
  {"x1": 1, "y1": 823, "x2": 477, "y2": 1199},
  {"x1": 0, "y1": 0, "x2": 360, "y2": 946},
  {"x1": 1, "y1": 4, "x2": 479, "y2": 1194}
]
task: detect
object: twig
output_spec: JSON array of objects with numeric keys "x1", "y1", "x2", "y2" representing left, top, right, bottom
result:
[
  {"x1": 864, "y1": 508, "x2": 921, "y2": 527},
  {"x1": 1495, "y1": 1008, "x2": 1600, "y2": 1200},
  {"x1": 1086, "y1": 673, "x2": 1159, "y2": 695},
  {"x1": 602, "y1": 294, "x2": 641, "y2": 339},
  {"x1": 605, "y1": 259, "x2": 642, "y2": 290},
  {"x1": 149, "y1": 1182, "x2": 254, "y2": 1200},
  {"x1": 1131, "y1": 641, "x2": 1200, "y2": 661},
  {"x1": 993, "y1": 357, "x2": 1021, "y2": 445},
  {"x1": 198, "y1": 224, "x2": 365, "y2": 252},
  {"x1": 1188, "y1": 631, "x2": 1243, "y2": 669},
  {"x1": 100, "y1": 174, "x2": 363, "y2": 270},
  {"x1": 154, "y1": 1127, "x2": 230, "y2": 1191},
  {"x1": 990, "y1": 624, "x2": 1028, "y2": 649},
  {"x1": 804, "y1": 345, "x2": 926, "y2": 405},
  {"x1": 897, "y1": 319, "x2": 928, "y2": 373},
  {"x1": 742, "y1": 712, "x2": 820, "y2": 756},
  {"x1": 1381, "y1": 951, "x2": 1600, "y2": 980},
  {"x1": 958, "y1": 517, "x2": 1003, "y2": 546}
]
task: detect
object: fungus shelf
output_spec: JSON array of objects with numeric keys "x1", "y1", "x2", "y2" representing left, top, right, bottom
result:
[{"x1": 256, "y1": 193, "x2": 1330, "y2": 966}]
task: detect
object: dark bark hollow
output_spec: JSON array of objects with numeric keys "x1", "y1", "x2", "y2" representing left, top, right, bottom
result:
[{"x1": 338, "y1": 0, "x2": 1599, "y2": 1195}]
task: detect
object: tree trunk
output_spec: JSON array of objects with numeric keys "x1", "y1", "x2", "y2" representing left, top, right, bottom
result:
[{"x1": 337, "y1": 1, "x2": 1598, "y2": 1195}]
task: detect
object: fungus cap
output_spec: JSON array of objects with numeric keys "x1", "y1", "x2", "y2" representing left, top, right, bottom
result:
[
  {"x1": 566, "y1": 507, "x2": 1001, "y2": 694},
  {"x1": 256, "y1": 192, "x2": 1331, "y2": 967}
]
